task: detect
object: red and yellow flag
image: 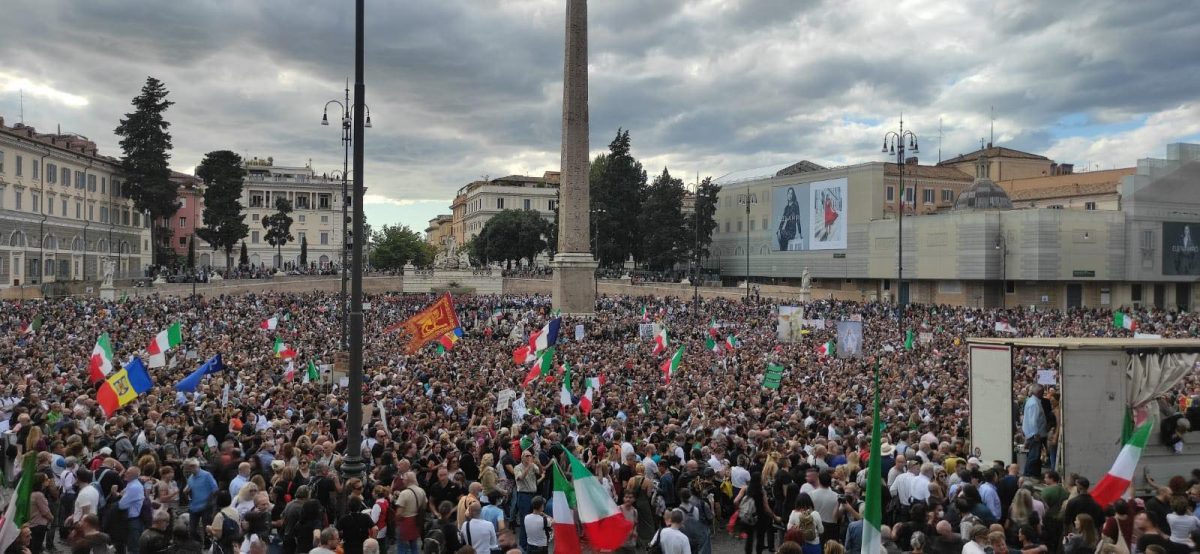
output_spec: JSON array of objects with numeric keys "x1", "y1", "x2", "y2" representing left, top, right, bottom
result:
[{"x1": 388, "y1": 293, "x2": 460, "y2": 353}]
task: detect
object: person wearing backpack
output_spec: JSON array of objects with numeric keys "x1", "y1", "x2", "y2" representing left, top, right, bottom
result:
[
  {"x1": 733, "y1": 472, "x2": 780, "y2": 554},
  {"x1": 391, "y1": 472, "x2": 426, "y2": 554},
  {"x1": 207, "y1": 490, "x2": 243, "y2": 554},
  {"x1": 678, "y1": 489, "x2": 712, "y2": 554},
  {"x1": 648, "y1": 509, "x2": 692, "y2": 554},
  {"x1": 520, "y1": 496, "x2": 551, "y2": 554}
]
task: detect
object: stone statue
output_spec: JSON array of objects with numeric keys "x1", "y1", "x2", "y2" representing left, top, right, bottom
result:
[
  {"x1": 101, "y1": 257, "x2": 115, "y2": 287},
  {"x1": 458, "y1": 250, "x2": 471, "y2": 269},
  {"x1": 800, "y1": 267, "x2": 812, "y2": 291}
]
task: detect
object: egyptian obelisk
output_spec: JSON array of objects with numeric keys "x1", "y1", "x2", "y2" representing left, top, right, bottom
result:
[{"x1": 551, "y1": 0, "x2": 598, "y2": 315}]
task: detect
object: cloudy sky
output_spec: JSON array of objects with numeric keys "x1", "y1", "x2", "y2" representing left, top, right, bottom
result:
[{"x1": 2, "y1": 0, "x2": 1198, "y2": 231}]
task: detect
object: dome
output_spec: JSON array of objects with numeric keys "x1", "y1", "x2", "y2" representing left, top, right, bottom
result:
[{"x1": 953, "y1": 177, "x2": 1013, "y2": 211}]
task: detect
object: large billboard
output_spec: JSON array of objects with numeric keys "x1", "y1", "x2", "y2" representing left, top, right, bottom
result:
[
  {"x1": 1163, "y1": 221, "x2": 1200, "y2": 275},
  {"x1": 770, "y1": 177, "x2": 848, "y2": 251}
]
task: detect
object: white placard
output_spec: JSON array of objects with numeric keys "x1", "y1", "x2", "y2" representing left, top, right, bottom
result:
[
  {"x1": 1037, "y1": 369, "x2": 1057, "y2": 385},
  {"x1": 495, "y1": 389, "x2": 516, "y2": 412},
  {"x1": 1133, "y1": 332, "x2": 1162, "y2": 339},
  {"x1": 575, "y1": 324, "x2": 585, "y2": 341}
]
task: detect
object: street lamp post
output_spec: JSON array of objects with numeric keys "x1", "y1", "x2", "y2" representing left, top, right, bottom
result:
[
  {"x1": 323, "y1": 83, "x2": 371, "y2": 351},
  {"x1": 881, "y1": 118, "x2": 919, "y2": 328},
  {"x1": 339, "y1": 0, "x2": 368, "y2": 481},
  {"x1": 591, "y1": 208, "x2": 605, "y2": 298},
  {"x1": 995, "y1": 235, "x2": 1007, "y2": 308},
  {"x1": 737, "y1": 192, "x2": 758, "y2": 299}
]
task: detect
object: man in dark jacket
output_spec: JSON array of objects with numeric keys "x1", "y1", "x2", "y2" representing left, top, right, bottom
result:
[
  {"x1": 137, "y1": 510, "x2": 171, "y2": 554},
  {"x1": 1061, "y1": 477, "x2": 1105, "y2": 535}
]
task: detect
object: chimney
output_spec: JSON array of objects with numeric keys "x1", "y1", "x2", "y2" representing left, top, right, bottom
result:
[
  {"x1": 0, "y1": 116, "x2": 5, "y2": 127},
  {"x1": 905, "y1": 156, "x2": 918, "y2": 165}
]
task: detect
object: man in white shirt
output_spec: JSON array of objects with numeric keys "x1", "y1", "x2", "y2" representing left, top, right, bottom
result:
[
  {"x1": 910, "y1": 463, "x2": 934, "y2": 505},
  {"x1": 651, "y1": 509, "x2": 692, "y2": 554},
  {"x1": 961, "y1": 524, "x2": 990, "y2": 554},
  {"x1": 890, "y1": 461, "x2": 918, "y2": 512},
  {"x1": 70, "y1": 468, "x2": 100, "y2": 525},
  {"x1": 461, "y1": 503, "x2": 499, "y2": 554},
  {"x1": 521, "y1": 496, "x2": 551, "y2": 553},
  {"x1": 229, "y1": 462, "x2": 252, "y2": 497}
]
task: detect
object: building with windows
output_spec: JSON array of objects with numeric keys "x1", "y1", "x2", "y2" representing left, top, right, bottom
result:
[
  {"x1": 710, "y1": 142, "x2": 1200, "y2": 311},
  {"x1": 0, "y1": 117, "x2": 151, "y2": 287},
  {"x1": 165, "y1": 171, "x2": 205, "y2": 261},
  {"x1": 425, "y1": 214, "x2": 453, "y2": 250},
  {"x1": 998, "y1": 167, "x2": 1134, "y2": 211},
  {"x1": 449, "y1": 171, "x2": 560, "y2": 248},
  {"x1": 238, "y1": 157, "x2": 349, "y2": 269}
]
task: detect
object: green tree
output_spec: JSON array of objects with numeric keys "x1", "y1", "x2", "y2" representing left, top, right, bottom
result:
[
  {"x1": 262, "y1": 197, "x2": 294, "y2": 269},
  {"x1": 299, "y1": 235, "x2": 308, "y2": 267},
  {"x1": 187, "y1": 235, "x2": 196, "y2": 271},
  {"x1": 590, "y1": 129, "x2": 646, "y2": 268},
  {"x1": 114, "y1": 77, "x2": 176, "y2": 266},
  {"x1": 239, "y1": 241, "x2": 249, "y2": 268},
  {"x1": 683, "y1": 176, "x2": 721, "y2": 272},
  {"x1": 638, "y1": 167, "x2": 687, "y2": 270},
  {"x1": 547, "y1": 190, "x2": 560, "y2": 258},
  {"x1": 472, "y1": 209, "x2": 551, "y2": 268},
  {"x1": 371, "y1": 224, "x2": 433, "y2": 270},
  {"x1": 195, "y1": 150, "x2": 249, "y2": 270}
]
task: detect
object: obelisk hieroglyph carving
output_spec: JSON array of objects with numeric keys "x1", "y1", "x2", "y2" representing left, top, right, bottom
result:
[{"x1": 551, "y1": 0, "x2": 598, "y2": 315}]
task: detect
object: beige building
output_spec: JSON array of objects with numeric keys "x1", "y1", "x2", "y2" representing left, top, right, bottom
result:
[
  {"x1": 999, "y1": 167, "x2": 1134, "y2": 211},
  {"x1": 938, "y1": 145, "x2": 1054, "y2": 181},
  {"x1": 238, "y1": 157, "x2": 350, "y2": 269},
  {"x1": 450, "y1": 171, "x2": 560, "y2": 248},
  {"x1": 425, "y1": 214, "x2": 453, "y2": 250},
  {"x1": 0, "y1": 117, "x2": 151, "y2": 287},
  {"x1": 711, "y1": 142, "x2": 1200, "y2": 311}
]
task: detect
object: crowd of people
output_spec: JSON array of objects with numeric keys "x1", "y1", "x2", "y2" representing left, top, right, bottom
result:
[{"x1": 1, "y1": 289, "x2": 1199, "y2": 554}]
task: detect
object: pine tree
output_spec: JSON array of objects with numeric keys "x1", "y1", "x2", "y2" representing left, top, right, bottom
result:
[
  {"x1": 239, "y1": 241, "x2": 249, "y2": 268},
  {"x1": 638, "y1": 167, "x2": 687, "y2": 270},
  {"x1": 187, "y1": 236, "x2": 196, "y2": 271},
  {"x1": 262, "y1": 198, "x2": 294, "y2": 269},
  {"x1": 114, "y1": 77, "x2": 176, "y2": 267},
  {"x1": 299, "y1": 235, "x2": 308, "y2": 267},
  {"x1": 684, "y1": 176, "x2": 721, "y2": 273},
  {"x1": 195, "y1": 150, "x2": 249, "y2": 270},
  {"x1": 590, "y1": 130, "x2": 646, "y2": 268}
]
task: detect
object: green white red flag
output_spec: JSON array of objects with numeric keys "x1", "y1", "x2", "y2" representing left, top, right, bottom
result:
[
  {"x1": 146, "y1": 322, "x2": 183, "y2": 368},
  {"x1": 551, "y1": 461, "x2": 582, "y2": 554},
  {"x1": 273, "y1": 337, "x2": 297, "y2": 359},
  {"x1": 661, "y1": 346, "x2": 684, "y2": 383},
  {"x1": 1092, "y1": 421, "x2": 1153, "y2": 508},
  {"x1": 652, "y1": 324, "x2": 669, "y2": 355},
  {"x1": 89, "y1": 333, "x2": 114, "y2": 383},
  {"x1": 1113, "y1": 311, "x2": 1138, "y2": 331},
  {"x1": 564, "y1": 450, "x2": 633, "y2": 550}
]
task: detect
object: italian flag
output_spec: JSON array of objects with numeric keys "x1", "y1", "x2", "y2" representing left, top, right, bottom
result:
[
  {"x1": 304, "y1": 360, "x2": 320, "y2": 383},
  {"x1": 513, "y1": 344, "x2": 535, "y2": 365},
  {"x1": 1113, "y1": 312, "x2": 1138, "y2": 331},
  {"x1": 1092, "y1": 421, "x2": 1153, "y2": 508},
  {"x1": 705, "y1": 336, "x2": 722, "y2": 353},
  {"x1": 89, "y1": 333, "x2": 115, "y2": 383},
  {"x1": 860, "y1": 363, "x2": 884, "y2": 554},
  {"x1": 579, "y1": 386, "x2": 595, "y2": 415},
  {"x1": 0, "y1": 453, "x2": 35, "y2": 554},
  {"x1": 641, "y1": 306, "x2": 649, "y2": 322},
  {"x1": 284, "y1": 361, "x2": 296, "y2": 382},
  {"x1": 661, "y1": 346, "x2": 684, "y2": 383},
  {"x1": 708, "y1": 317, "x2": 720, "y2": 338},
  {"x1": 273, "y1": 337, "x2": 297, "y2": 359},
  {"x1": 260, "y1": 316, "x2": 278, "y2": 330},
  {"x1": 18, "y1": 315, "x2": 43, "y2": 335},
  {"x1": 724, "y1": 334, "x2": 738, "y2": 351},
  {"x1": 652, "y1": 325, "x2": 669, "y2": 355},
  {"x1": 559, "y1": 362, "x2": 574, "y2": 407},
  {"x1": 563, "y1": 450, "x2": 633, "y2": 550},
  {"x1": 522, "y1": 347, "x2": 555, "y2": 386},
  {"x1": 551, "y1": 461, "x2": 582, "y2": 554},
  {"x1": 816, "y1": 340, "x2": 834, "y2": 357},
  {"x1": 146, "y1": 322, "x2": 182, "y2": 368}
]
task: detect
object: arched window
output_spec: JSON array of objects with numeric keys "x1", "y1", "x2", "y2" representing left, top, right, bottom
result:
[
  {"x1": 120, "y1": 241, "x2": 131, "y2": 254},
  {"x1": 10, "y1": 231, "x2": 26, "y2": 248},
  {"x1": 72, "y1": 236, "x2": 84, "y2": 251},
  {"x1": 96, "y1": 239, "x2": 108, "y2": 253},
  {"x1": 43, "y1": 235, "x2": 58, "y2": 251}
]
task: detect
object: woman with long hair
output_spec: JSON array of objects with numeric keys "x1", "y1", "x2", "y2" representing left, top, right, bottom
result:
[
  {"x1": 1063, "y1": 513, "x2": 1099, "y2": 554},
  {"x1": 734, "y1": 471, "x2": 781, "y2": 554},
  {"x1": 1007, "y1": 489, "x2": 1040, "y2": 544},
  {"x1": 785, "y1": 492, "x2": 822, "y2": 554}
]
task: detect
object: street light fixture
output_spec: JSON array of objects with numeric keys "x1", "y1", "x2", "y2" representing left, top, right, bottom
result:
[
  {"x1": 322, "y1": 84, "x2": 371, "y2": 351},
  {"x1": 881, "y1": 117, "x2": 919, "y2": 328},
  {"x1": 737, "y1": 192, "x2": 758, "y2": 300}
]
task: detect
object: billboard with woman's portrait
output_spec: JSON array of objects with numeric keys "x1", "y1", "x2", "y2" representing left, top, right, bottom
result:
[{"x1": 769, "y1": 177, "x2": 848, "y2": 251}]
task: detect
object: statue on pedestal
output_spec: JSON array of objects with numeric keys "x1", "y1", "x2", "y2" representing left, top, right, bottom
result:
[
  {"x1": 101, "y1": 257, "x2": 116, "y2": 287},
  {"x1": 800, "y1": 267, "x2": 812, "y2": 291},
  {"x1": 458, "y1": 251, "x2": 471, "y2": 269}
]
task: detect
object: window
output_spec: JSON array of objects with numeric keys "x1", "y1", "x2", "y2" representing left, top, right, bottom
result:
[
  {"x1": 1085, "y1": 201, "x2": 1097, "y2": 210},
  {"x1": 905, "y1": 187, "x2": 915, "y2": 204},
  {"x1": 321, "y1": 215, "x2": 329, "y2": 224},
  {"x1": 497, "y1": 198, "x2": 505, "y2": 209},
  {"x1": 87, "y1": 174, "x2": 96, "y2": 192},
  {"x1": 886, "y1": 186, "x2": 894, "y2": 201},
  {"x1": 298, "y1": 215, "x2": 305, "y2": 223},
  {"x1": 1006, "y1": 281, "x2": 1015, "y2": 294},
  {"x1": 762, "y1": 217, "x2": 767, "y2": 230},
  {"x1": 320, "y1": 232, "x2": 329, "y2": 245},
  {"x1": 923, "y1": 189, "x2": 934, "y2": 204},
  {"x1": 1141, "y1": 229, "x2": 1155, "y2": 250},
  {"x1": 14, "y1": 190, "x2": 22, "y2": 211},
  {"x1": 253, "y1": 214, "x2": 260, "y2": 221},
  {"x1": 133, "y1": 212, "x2": 140, "y2": 227},
  {"x1": 63, "y1": 168, "x2": 71, "y2": 187},
  {"x1": 749, "y1": 218, "x2": 756, "y2": 231},
  {"x1": 179, "y1": 236, "x2": 187, "y2": 246},
  {"x1": 101, "y1": 177, "x2": 106, "y2": 194},
  {"x1": 122, "y1": 210, "x2": 129, "y2": 225},
  {"x1": 75, "y1": 171, "x2": 84, "y2": 189},
  {"x1": 318, "y1": 194, "x2": 331, "y2": 209},
  {"x1": 250, "y1": 194, "x2": 264, "y2": 208},
  {"x1": 179, "y1": 217, "x2": 187, "y2": 228},
  {"x1": 736, "y1": 220, "x2": 743, "y2": 232},
  {"x1": 1131, "y1": 284, "x2": 1143, "y2": 302},
  {"x1": 941, "y1": 189, "x2": 953, "y2": 202},
  {"x1": 295, "y1": 196, "x2": 309, "y2": 209},
  {"x1": 47, "y1": 197, "x2": 53, "y2": 215},
  {"x1": 32, "y1": 160, "x2": 39, "y2": 180},
  {"x1": 179, "y1": 197, "x2": 186, "y2": 208},
  {"x1": 75, "y1": 202, "x2": 81, "y2": 219},
  {"x1": 0, "y1": 186, "x2": 4, "y2": 209},
  {"x1": 298, "y1": 232, "x2": 306, "y2": 242},
  {"x1": 47, "y1": 164, "x2": 56, "y2": 183},
  {"x1": 61, "y1": 199, "x2": 67, "y2": 216},
  {"x1": 32, "y1": 193, "x2": 40, "y2": 213},
  {"x1": 252, "y1": 231, "x2": 260, "y2": 244},
  {"x1": 15, "y1": 155, "x2": 22, "y2": 176},
  {"x1": 88, "y1": 205, "x2": 93, "y2": 221},
  {"x1": 548, "y1": 200, "x2": 557, "y2": 211},
  {"x1": 100, "y1": 207, "x2": 109, "y2": 223},
  {"x1": 524, "y1": 199, "x2": 532, "y2": 210},
  {"x1": 0, "y1": 150, "x2": 4, "y2": 172},
  {"x1": 725, "y1": 221, "x2": 730, "y2": 233}
]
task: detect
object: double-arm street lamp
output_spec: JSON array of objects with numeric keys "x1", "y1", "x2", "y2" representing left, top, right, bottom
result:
[
  {"x1": 737, "y1": 192, "x2": 758, "y2": 299},
  {"x1": 881, "y1": 118, "x2": 919, "y2": 328},
  {"x1": 322, "y1": 84, "x2": 371, "y2": 351}
]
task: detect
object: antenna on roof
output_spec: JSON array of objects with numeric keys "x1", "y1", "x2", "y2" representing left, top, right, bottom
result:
[
  {"x1": 938, "y1": 117, "x2": 943, "y2": 163},
  {"x1": 19, "y1": 89, "x2": 24, "y2": 124}
]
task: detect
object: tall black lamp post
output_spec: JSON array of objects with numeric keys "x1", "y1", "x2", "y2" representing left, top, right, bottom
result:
[
  {"x1": 323, "y1": 84, "x2": 371, "y2": 350},
  {"x1": 881, "y1": 118, "x2": 919, "y2": 327},
  {"x1": 737, "y1": 192, "x2": 758, "y2": 299}
]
